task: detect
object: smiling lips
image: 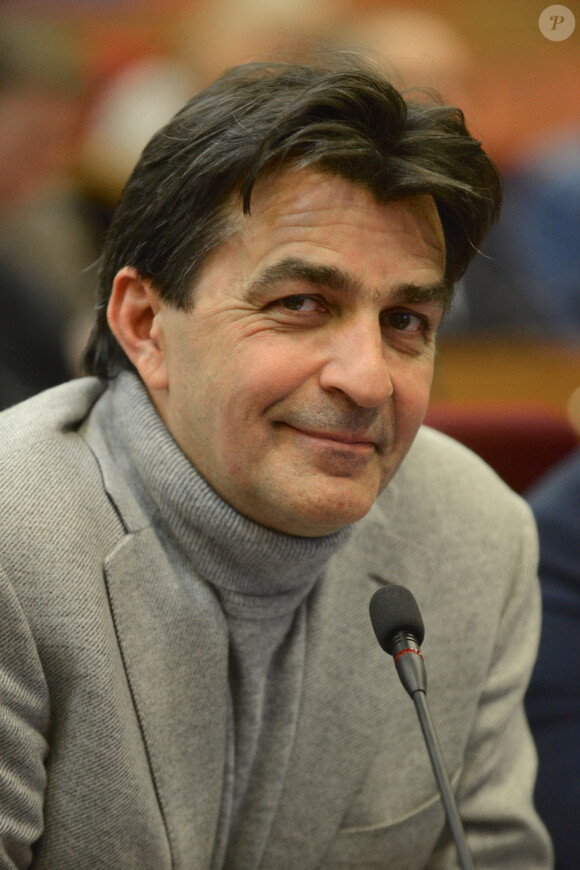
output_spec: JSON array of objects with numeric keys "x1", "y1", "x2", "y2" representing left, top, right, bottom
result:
[
  {"x1": 284, "y1": 424, "x2": 381, "y2": 454},
  {"x1": 273, "y1": 404, "x2": 390, "y2": 456}
]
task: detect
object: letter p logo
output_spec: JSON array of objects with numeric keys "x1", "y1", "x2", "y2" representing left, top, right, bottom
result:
[{"x1": 539, "y1": 5, "x2": 576, "y2": 40}]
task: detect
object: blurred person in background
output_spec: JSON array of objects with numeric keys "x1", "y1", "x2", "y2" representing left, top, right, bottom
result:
[
  {"x1": 0, "y1": 9, "x2": 202, "y2": 396},
  {"x1": 0, "y1": 17, "x2": 81, "y2": 407},
  {"x1": 330, "y1": 6, "x2": 475, "y2": 109},
  {"x1": 74, "y1": 49, "x2": 199, "y2": 359},
  {"x1": 77, "y1": 54, "x2": 197, "y2": 212},
  {"x1": 171, "y1": 0, "x2": 346, "y2": 88},
  {"x1": 333, "y1": 5, "x2": 579, "y2": 342},
  {"x1": 458, "y1": 129, "x2": 580, "y2": 340},
  {"x1": 334, "y1": 4, "x2": 580, "y2": 339},
  {"x1": 525, "y1": 446, "x2": 580, "y2": 870}
]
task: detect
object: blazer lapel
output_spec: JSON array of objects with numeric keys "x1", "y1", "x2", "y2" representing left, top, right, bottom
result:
[
  {"x1": 260, "y1": 489, "x2": 436, "y2": 869},
  {"x1": 83, "y1": 399, "x2": 229, "y2": 870},
  {"x1": 104, "y1": 530, "x2": 229, "y2": 870}
]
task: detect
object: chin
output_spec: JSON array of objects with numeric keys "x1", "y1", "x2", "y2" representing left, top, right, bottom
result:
[{"x1": 273, "y1": 494, "x2": 377, "y2": 538}]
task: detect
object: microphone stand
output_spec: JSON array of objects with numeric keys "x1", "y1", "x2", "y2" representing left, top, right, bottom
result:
[{"x1": 391, "y1": 631, "x2": 475, "y2": 870}]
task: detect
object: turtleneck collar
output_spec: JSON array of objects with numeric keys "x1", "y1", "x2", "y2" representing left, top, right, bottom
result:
[{"x1": 103, "y1": 373, "x2": 352, "y2": 604}]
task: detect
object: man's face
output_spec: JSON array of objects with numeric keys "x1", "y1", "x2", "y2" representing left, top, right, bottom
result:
[{"x1": 150, "y1": 169, "x2": 447, "y2": 536}]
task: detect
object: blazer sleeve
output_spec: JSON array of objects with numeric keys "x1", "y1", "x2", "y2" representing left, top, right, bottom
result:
[
  {"x1": 0, "y1": 563, "x2": 49, "y2": 869},
  {"x1": 429, "y1": 499, "x2": 553, "y2": 869}
]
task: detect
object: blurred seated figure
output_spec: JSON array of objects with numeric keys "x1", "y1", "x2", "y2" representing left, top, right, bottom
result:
[
  {"x1": 73, "y1": 52, "x2": 198, "y2": 365},
  {"x1": 335, "y1": 7, "x2": 579, "y2": 342},
  {"x1": 329, "y1": 5, "x2": 552, "y2": 339},
  {"x1": 0, "y1": 16, "x2": 81, "y2": 406},
  {"x1": 78, "y1": 54, "x2": 197, "y2": 210},
  {"x1": 0, "y1": 257, "x2": 70, "y2": 409},
  {"x1": 525, "y1": 448, "x2": 580, "y2": 869},
  {"x1": 172, "y1": 0, "x2": 345, "y2": 89},
  {"x1": 447, "y1": 128, "x2": 580, "y2": 339}
]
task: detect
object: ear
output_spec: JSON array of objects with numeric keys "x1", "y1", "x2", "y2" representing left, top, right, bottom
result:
[{"x1": 107, "y1": 266, "x2": 168, "y2": 391}]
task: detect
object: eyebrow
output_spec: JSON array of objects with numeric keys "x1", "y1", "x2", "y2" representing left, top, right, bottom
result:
[{"x1": 245, "y1": 256, "x2": 452, "y2": 310}]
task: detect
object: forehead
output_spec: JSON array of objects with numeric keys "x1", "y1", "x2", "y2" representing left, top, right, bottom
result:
[
  {"x1": 250, "y1": 166, "x2": 440, "y2": 224},
  {"x1": 228, "y1": 168, "x2": 446, "y2": 277},
  {"x1": 190, "y1": 167, "x2": 447, "y2": 306}
]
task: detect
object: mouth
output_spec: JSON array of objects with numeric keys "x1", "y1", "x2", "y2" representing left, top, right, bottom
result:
[{"x1": 282, "y1": 424, "x2": 380, "y2": 454}]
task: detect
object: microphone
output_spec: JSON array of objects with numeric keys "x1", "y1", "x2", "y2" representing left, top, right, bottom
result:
[{"x1": 369, "y1": 583, "x2": 475, "y2": 870}]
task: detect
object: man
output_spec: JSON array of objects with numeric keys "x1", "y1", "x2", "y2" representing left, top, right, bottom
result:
[{"x1": 0, "y1": 58, "x2": 551, "y2": 868}]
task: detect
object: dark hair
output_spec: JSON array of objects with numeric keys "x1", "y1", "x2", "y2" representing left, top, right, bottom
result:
[{"x1": 83, "y1": 55, "x2": 502, "y2": 377}]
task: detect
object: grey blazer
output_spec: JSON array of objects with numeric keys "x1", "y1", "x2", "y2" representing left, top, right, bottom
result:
[{"x1": 0, "y1": 378, "x2": 552, "y2": 868}]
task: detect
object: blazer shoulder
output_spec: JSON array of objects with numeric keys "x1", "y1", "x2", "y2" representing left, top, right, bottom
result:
[
  {"x1": 401, "y1": 423, "x2": 523, "y2": 496},
  {"x1": 380, "y1": 424, "x2": 535, "y2": 537},
  {"x1": 0, "y1": 378, "x2": 120, "y2": 563},
  {"x1": 0, "y1": 377, "x2": 106, "y2": 458}
]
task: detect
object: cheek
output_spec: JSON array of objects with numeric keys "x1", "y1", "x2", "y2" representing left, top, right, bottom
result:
[
  {"x1": 393, "y1": 364, "x2": 434, "y2": 432},
  {"x1": 229, "y1": 337, "x2": 322, "y2": 410},
  {"x1": 214, "y1": 346, "x2": 320, "y2": 473}
]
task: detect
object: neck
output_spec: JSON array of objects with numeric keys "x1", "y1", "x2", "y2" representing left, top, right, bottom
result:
[{"x1": 105, "y1": 372, "x2": 353, "y2": 600}]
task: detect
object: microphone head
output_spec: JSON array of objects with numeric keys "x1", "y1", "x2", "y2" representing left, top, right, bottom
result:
[{"x1": 369, "y1": 583, "x2": 425, "y2": 655}]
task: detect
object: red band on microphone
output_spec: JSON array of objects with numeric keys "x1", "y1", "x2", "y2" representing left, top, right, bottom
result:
[{"x1": 394, "y1": 647, "x2": 424, "y2": 668}]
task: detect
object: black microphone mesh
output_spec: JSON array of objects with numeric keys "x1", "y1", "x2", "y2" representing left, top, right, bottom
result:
[{"x1": 369, "y1": 584, "x2": 425, "y2": 654}]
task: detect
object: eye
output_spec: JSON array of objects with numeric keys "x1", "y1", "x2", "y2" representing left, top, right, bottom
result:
[
  {"x1": 385, "y1": 310, "x2": 426, "y2": 333},
  {"x1": 280, "y1": 295, "x2": 320, "y2": 312}
]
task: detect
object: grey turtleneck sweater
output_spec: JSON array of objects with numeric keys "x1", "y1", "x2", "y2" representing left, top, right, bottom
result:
[{"x1": 102, "y1": 373, "x2": 351, "y2": 869}]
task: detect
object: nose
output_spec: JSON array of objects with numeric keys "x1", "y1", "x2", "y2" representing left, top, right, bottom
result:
[{"x1": 318, "y1": 318, "x2": 393, "y2": 408}]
